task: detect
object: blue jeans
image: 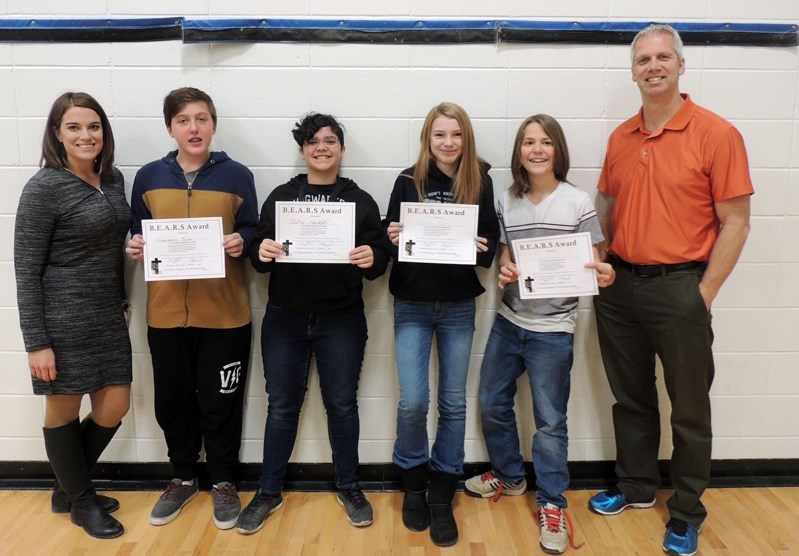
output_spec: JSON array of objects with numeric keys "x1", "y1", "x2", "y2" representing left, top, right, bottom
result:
[
  {"x1": 479, "y1": 314, "x2": 573, "y2": 508},
  {"x1": 258, "y1": 302, "x2": 367, "y2": 494},
  {"x1": 392, "y1": 298, "x2": 475, "y2": 475}
]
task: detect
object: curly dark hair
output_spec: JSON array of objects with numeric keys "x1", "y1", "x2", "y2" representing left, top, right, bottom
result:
[{"x1": 291, "y1": 113, "x2": 345, "y2": 148}]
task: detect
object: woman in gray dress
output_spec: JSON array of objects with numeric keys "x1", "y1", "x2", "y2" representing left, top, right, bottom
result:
[{"x1": 14, "y1": 92, "x2": 132, "y2": 539}]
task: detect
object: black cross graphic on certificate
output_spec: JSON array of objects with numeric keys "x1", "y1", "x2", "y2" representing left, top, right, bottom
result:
[
  {"x1": 524, "y1": 276, "x2": 534, "y2": 293},
  {"x1": 404, "y1": 239, "x2": 416, "y2": 256},
  {"x1": 150, "y1": 258, "x2": 162, "y2": 275},
  {"x1": 282, "y1": 239, "x2": 293, "y2": 256}
]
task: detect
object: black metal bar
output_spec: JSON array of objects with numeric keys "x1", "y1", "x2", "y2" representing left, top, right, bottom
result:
[
  {"x1": 0, "y1": 18, "x2": 795, "y2": 46},
  {"x1": 181, "y1": 27, "x2": 496, "y2": 44},
  {"x1": 498, "y1": 28, "x2": 798, "y2": 46},
  {"x1": 0, "y1": 27, "x2": 183, "y2": 42}
]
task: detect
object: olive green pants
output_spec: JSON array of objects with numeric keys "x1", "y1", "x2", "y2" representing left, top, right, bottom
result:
[{"x1": 594, "y1": 264, "x2": 713, "y2": 526}]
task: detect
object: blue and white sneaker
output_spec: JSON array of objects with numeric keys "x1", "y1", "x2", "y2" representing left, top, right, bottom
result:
[
  {"x1": 588, "y1": 486, "x2": 655, "y2": 515},
  {"x1": 663, "y1": 517, "x2": 700, "y2": 556}
]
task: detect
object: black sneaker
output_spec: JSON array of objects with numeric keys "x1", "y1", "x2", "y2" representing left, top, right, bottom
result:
[
  {"x1": 337, "y1": 488, "x2": 374, "y2": 527},
  {"x1": 235, "y1": 491, "x2": 283, "y2": 535},
  {"x1": 212, "y1": 482, "x2": 241, "y2": 530}
]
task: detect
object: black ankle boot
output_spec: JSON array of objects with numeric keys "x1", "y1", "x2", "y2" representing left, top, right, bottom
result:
[
  {"x1": 400, "y1": 464, "x2": 429, "y2": 532},
  {"x1": 43, "y1": 420, "x2": 124, "y2": 539},
  {"x1": 69, "y1": 497, "x2": 124, "y2": 539},
  {"x1": 428, "y1": 471, "x2": 459, "y2": 546},
  {"x1": 52, "y1": 418, "x2": 121, "y2": 514}
]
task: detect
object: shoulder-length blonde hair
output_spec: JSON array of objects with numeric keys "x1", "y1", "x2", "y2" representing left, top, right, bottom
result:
[
  {"x1": 509, "y1": 114, "x2": 570, "y2": 198},
  {"x1": 41, "y1": 92, "x2": 115, "y2": 175},
  {"x1": 412, "y1": 102, "x2": 484, "y2": 205}
]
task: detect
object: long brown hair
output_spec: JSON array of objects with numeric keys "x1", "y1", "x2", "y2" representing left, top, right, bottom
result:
[
  {"x1": 509, "y1": 114, "x2": 570, "y2": 198},
  {"x1": 412, "y1": 102, "x2": 485, "y2": 205},
  {"x1": 41, "y1": 92, "x2": 115, "y2": 175}
]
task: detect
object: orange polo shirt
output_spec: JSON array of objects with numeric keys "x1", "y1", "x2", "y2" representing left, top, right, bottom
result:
[{"x1": 598, "y1": 94, "x2": 754, "y2": 264}]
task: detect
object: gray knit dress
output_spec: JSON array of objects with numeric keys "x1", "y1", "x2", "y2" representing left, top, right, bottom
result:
[{"x1": 14, "y1": 167, "x2": 133, "y2": 395}]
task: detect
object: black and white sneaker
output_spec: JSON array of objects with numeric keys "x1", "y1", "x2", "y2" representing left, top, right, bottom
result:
[
  {"x1": 235, "y1": 491, "x2": 284, "y2": 535},
  {"x1": 337, "y1": 488, "x2": 374, "y2": 527}
]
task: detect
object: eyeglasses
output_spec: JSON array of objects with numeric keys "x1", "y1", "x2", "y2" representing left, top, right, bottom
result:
[{"x1": 305, "y1": 137, "x2": 340, "y2": 147}]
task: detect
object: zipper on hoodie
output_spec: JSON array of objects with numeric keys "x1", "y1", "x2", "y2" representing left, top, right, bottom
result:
[
  {"x1": 180, "y1": 158, "x2": 214, "y2": 327},
  {"x1": 183, "y1": 165, "x2": 197, "y2": 327},
  {"x1": 185, "y1": 171, "x2": 194, "y2": 216}
]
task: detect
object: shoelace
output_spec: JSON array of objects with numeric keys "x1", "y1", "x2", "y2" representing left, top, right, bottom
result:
[
  {"x1": 478, "y1": 471, "x2": 507, "y2": 503},
  {"x1": 345, "y1": 489, "x2": 367, "y2": 508},
  {"x1": 539, "y1": 506, "x2": 585, "y2": 550},
  {"x1": 605, "y1": 485, "x2": 624, "y2": 499},
  {"x1": 666, "y1": 517, "x2": 688, "y2": 536},
  {"x1": 160, "y1": 481, "x2": 183, "y2": 500},
  {"x1": 215, "y1": 485, "x2": 235, "y2": 504}
]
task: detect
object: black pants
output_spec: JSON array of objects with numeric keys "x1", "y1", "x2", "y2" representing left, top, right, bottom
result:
[
  {"x1": 148, "y1": 324, "x2": 251, "y2": 484},
  {"x1": 594, "y1": 265, "x2": 713, "y2": 525}
]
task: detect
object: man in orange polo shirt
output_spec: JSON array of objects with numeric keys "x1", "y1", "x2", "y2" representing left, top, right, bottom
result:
[{"x1": 588, "y1": 24, "x2": 753, "y2": 556}]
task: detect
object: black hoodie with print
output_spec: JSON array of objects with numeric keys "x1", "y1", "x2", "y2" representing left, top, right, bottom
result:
[
  {"x1": 250, "y1": 174, "x2": 388, "y2": 312},
  {"x1": 382, "y1": 162, "x2": 500, "y2": 302}
]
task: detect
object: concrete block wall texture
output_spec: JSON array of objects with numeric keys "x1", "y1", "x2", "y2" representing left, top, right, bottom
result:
[{"x1": 1, "y1": 2, "x2": 798, "y2": 465}]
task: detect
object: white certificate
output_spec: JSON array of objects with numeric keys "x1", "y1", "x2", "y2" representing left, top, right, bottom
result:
[
  {"x1": 142, "y1": 217, "x2": 226, "y2": 282},
  {"x1": 275, "y1": 202, "x2": 356, "y2": 263},
  {"x1": 511, "y1": 232, "x2": 598, "y2": 299},
  {"x1": 398, "y1": 202, "x2": 479, "y2": 265}
]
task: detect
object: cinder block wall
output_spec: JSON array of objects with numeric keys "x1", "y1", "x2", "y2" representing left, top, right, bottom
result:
[{"x1": 1, "y1": 2, "x2": 798, "y2": 466}]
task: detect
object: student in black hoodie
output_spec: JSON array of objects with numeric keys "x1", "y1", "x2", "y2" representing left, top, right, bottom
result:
[
  {"x1": 384, "y1": 102, "x2": 500, "y2": 546},
  {"x1": 237, "y1": 113, "x2": 388, "y2": 536}
]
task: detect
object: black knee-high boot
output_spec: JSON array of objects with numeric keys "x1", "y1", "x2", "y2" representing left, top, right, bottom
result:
[
  {"x1": 43, "y1": 420, "x2": 124, "y2": 539},
  {"x1": 51, "y1": 418, "x2": 121, "y2": 514},
  {"x1": 428, "y1": 471, "x2": 459, "y2": 546},
  {"x1": 400, "y1": 463, "x2": 429, "y2": 532}
]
